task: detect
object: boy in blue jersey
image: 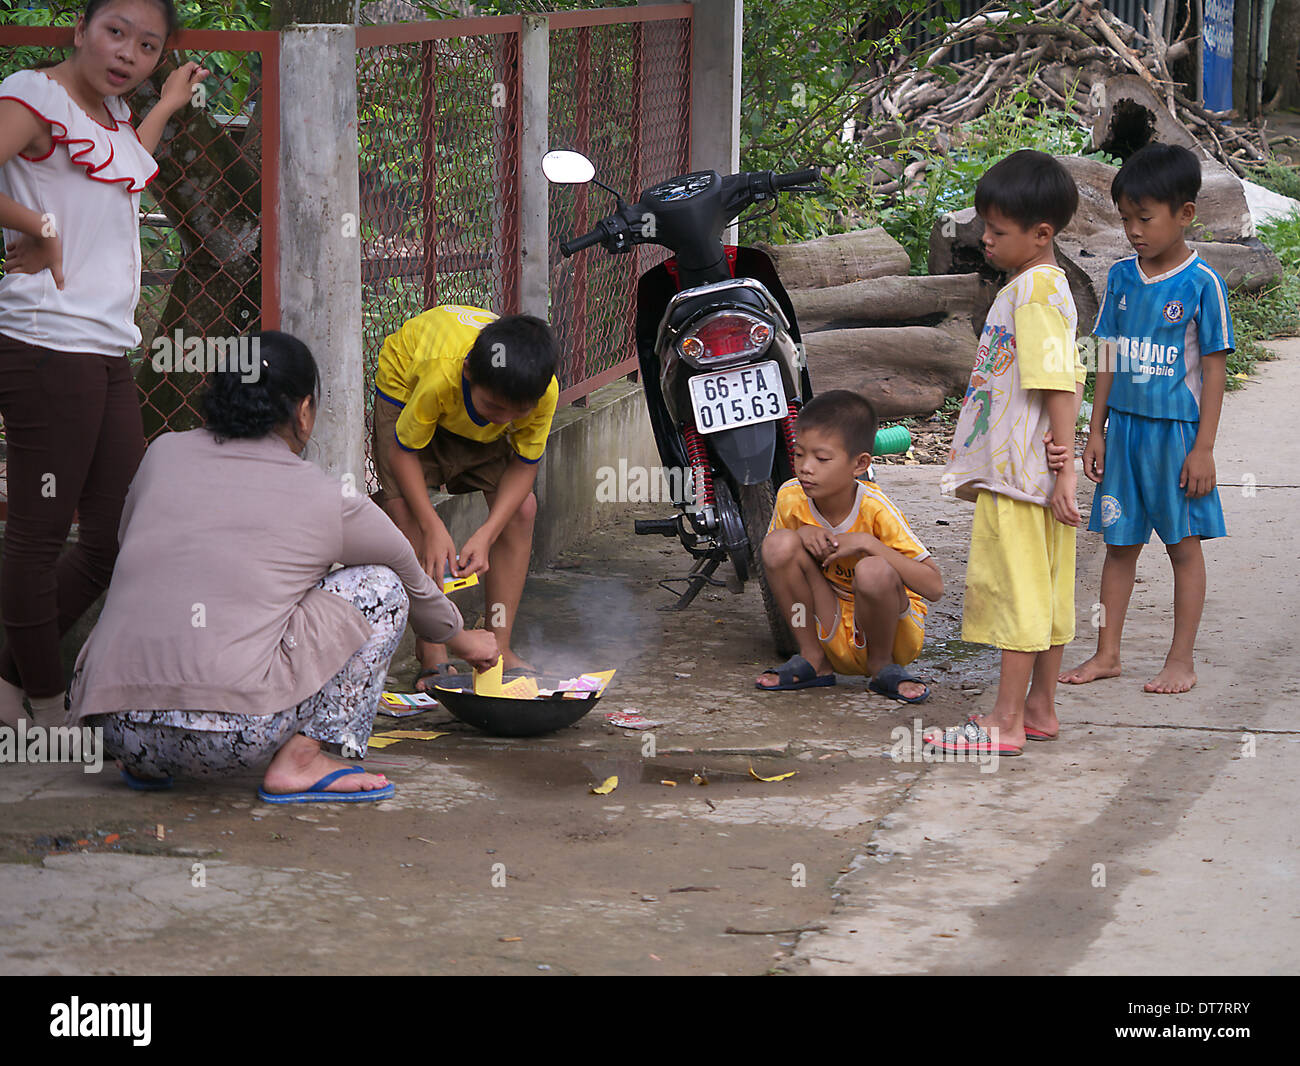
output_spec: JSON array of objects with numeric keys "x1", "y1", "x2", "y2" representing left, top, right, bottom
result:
[{"x1": 1061, "y1": 142, "x2": 1232, "y2": 695}]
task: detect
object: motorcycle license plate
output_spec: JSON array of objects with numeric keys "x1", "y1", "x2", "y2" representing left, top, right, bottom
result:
[{"x1": 688, "y1": 361, "x2": 785, "y2": 435}]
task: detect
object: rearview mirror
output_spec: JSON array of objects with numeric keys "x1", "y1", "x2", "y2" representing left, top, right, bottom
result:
[{"x1": 542, "y1": 150, "x2": 595, "y2": 185}]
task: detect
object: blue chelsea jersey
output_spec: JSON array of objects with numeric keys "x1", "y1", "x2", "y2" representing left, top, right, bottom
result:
[{"x1": 1093, "y1": 253, "x2": 1234, "y2": 423}]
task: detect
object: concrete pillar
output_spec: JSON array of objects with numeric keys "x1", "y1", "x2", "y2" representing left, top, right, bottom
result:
[
  {"x1": 641, "y1": 0, "x2": 742, "y2": 235},
  {"x1": 278, "y1": 24, "x2": 365, "y2": 488},
  {"x1": 668, "y1": 0, "x2": 741, "y2": 176},
  {"x1": 519, "y1": 14, "x2": 550, "y2": 319}
]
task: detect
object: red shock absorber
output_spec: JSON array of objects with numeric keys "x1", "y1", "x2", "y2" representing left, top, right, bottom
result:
[
  {"x1": 682, "y1": 425, "x2": 714, "y2": 508},
  {"x1": 781, "y1": 403, "x2": 799, "y2": 473}
]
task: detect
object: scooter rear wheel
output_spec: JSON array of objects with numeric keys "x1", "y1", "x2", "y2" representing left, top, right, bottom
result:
[{"x1": 737, "y1": 480, "x2": 797, "y2": 657}]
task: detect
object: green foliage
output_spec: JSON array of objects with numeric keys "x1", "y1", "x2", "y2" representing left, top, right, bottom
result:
[
  {"x1": 1225, "y1": 210, "x2": 1300, "y2": 385},
  {"x1": 844, "y1": 84, "x2": 1118, "y2": 272},
  {"x1": 1246, "y1": 158, "x2": 1300, "y2": 201},
  {"x1": 736, "y1": 0, "x2": 1061, "y2": 246}
]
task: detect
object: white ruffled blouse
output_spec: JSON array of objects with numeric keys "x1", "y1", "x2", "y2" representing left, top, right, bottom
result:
[{"x1": 0, "y1": 69, "x2": 159, "y2": 356}]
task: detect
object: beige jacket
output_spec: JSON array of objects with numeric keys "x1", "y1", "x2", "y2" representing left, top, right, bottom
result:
[{"x1": 71, "y1": 429, "x2": 462, "y2": 719}]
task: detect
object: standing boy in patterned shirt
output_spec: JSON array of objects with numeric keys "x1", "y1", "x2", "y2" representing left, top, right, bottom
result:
[
  {"x1": 934, "y1": 150, "x2": 1086, "y2": 757},
  {"x1": 1060, "y1": 143, "x2": 1232, "y2": 695}
]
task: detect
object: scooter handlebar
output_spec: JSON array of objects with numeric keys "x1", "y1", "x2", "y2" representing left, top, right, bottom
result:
[
  {"x1": 771, "y1": 166, "x2": 821, "y2": 190},
  {"x1": 559, "y1": 227, "x2": 605, "y2": 257}
]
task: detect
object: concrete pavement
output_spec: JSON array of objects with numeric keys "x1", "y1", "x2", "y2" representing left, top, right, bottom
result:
[{"x1": 792, "y1": 339, "x2": 1300, "y2": 975}]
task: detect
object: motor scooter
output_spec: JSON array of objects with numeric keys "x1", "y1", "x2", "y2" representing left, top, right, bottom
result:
[{"x1": 545, "y1": 151, "x2": 821, "y2": 654}]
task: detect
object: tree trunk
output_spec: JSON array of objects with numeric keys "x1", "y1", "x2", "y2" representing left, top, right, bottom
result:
[
  {"x1": 1265, "y1": 0, "x2": 1300, "y2": 110},
  {"x1": 802, "y1": 323, "x2": 977, "y2": 421},
  {"x1": 271, "y1": 0, "x2": 357, "y2": 26},
  {"x1": 791, "y1": 272, "x2": 982, "y2": 419},
  {"x1": 130, "y1": 58, "x2": 263, "y2": 439}
]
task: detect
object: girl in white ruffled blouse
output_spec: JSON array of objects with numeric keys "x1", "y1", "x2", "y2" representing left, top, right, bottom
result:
[{"x1": 0, "y1": 0, "x2": 207, "y2": 726}]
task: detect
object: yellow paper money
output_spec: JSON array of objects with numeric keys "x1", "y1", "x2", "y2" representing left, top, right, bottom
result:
[
  {"x1": 474, "y1": 658, "x2": 505, "y2": 696},
  {"x1": 373, "y1": 731, "x2": 449, "y2": 741},
  {"x1": 500, "y1": 675, "x2": 540, "y2": 700}
]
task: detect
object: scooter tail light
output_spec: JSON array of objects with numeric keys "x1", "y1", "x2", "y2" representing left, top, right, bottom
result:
[{"x1": 678, "y1": 312, "x2": 771, "y2": 364}]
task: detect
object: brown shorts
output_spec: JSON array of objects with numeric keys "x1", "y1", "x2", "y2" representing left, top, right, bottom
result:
[{"x1": 373, "y1": 392, "x2": 513, "y2": 500}]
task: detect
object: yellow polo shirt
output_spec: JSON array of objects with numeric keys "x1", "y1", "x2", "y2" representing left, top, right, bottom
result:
[{"x1": 375, "y1": 304, "x2": 559, "y2": 463}]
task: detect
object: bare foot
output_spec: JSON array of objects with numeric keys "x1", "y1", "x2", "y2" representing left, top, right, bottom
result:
[
  {"x1": 1059, "y1": 653, "x2": 1122, "y2": 685},
  {"x1": 261, "y1": 734, "x2": 389, "y2": 796},
  {"x1": 1143, "y1": 660, "x2": 1197, "y2": 694},
  {"x1": 1023, "y1": 694, "x2": 1059, "y2": 740}
]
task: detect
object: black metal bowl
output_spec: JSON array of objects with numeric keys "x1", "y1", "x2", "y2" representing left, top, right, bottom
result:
[{"x1": 432, "y1": 678, "x2": 602, "y2": 737}]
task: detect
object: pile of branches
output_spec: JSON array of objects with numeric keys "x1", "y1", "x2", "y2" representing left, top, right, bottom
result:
[{"x1": 862, "y1": 0, "x2": 1279, "y2": 179}]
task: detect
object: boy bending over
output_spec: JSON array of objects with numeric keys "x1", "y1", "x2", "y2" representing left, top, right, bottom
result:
[
  {"x1": 755, "y1": 390, "x2": 943, "y2": 702},
  {"x1": 373, "y1": 305, "x2": 559, "y2": 689}
]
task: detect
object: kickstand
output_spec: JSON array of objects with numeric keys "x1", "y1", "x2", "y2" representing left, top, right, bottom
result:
[{"x1": 656, "y1": 553, "x2": 727, "y2": 611}]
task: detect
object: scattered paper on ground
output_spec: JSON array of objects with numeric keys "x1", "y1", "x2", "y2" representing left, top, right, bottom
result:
[
  {"x1": 605, "y1": 710, "x2": 664, "y2": 730},
  {"x1": 368, "y1": 730, "x2": 449, "y2": 749},
  {"x1": 381, "y1": 691, "x2": 439, "y2": 708}
]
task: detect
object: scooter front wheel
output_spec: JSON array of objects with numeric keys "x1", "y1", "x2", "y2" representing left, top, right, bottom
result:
[{"x1": 737, "y1": 480, "x2": 797, "y2": 657}]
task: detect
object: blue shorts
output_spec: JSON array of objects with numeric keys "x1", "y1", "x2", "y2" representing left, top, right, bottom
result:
[{"x1": 1088, "y1": 409, "x2": 1226, "y2": 546}]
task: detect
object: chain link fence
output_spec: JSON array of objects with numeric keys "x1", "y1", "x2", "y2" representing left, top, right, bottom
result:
[
  {"x1": 548, "y1": 10, "x2": 692, "y2": 407},
  {"x1": 357, "y1": 7, "x2": 692, "y2": 490}
]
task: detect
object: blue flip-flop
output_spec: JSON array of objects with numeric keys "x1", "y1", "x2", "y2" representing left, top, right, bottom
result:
[
  {"x1": 868, "y1": 663, "x2": 931, "y2": 704},
  {"x1": 756, "y1": 654, "x2": 836, "y2": 692},
  {"x1": 257, "y1": 765, "x2": 395, "y2": 804},
  {"x1": 120, "y1": 767, "x2": 174, "y2": 791}
]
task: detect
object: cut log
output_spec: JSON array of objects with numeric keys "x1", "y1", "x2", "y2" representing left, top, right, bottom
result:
[
  {"x1": 792, "y1": 272, "x2": 984, "y2": 419},
  {"x1": 1056, "y1": 155, "x2": 1254, "y2": 242},
  {"x1": 753, "y1": 228, "x2": 910, "y2": 290},
  {"x1": 789, "y1": 273, "x2": 979, "y2": 334},
  {"x1": 802, "y1": 324, "x2": 977, "y2": 421},
  {"x1": 930, "y1": 201, "x2": 1280, "y2": 338},
  {"x1": 1091, "y1": 73, "x2": 1201, "y2": 158}
]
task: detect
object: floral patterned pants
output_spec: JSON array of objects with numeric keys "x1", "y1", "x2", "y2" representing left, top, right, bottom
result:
[{"x1": 91, "y1": 565, "x2": 408, "y2": 779}]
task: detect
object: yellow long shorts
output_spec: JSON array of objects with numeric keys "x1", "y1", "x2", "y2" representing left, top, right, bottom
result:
[
  {"x1": 962, "y1": 490, "x2": 1076, "y2": 652},
  {"x1": 817, "y1": 596, "x2": 926, "y2": 676}
]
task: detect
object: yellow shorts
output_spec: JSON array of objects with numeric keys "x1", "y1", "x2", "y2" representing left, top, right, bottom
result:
[
  {"x1": 962, "y1": 490, "x2": 1076, "y2": 652},
  {"x1": 817, "y1": 595, "x2": 925, "y2": 676}
]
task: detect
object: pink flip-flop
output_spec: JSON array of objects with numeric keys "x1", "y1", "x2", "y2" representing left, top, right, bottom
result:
[
  {"x1": 967, "y1": 715, "x2": 1057, "y2": 742},
  {"x1": 926, "y1": 720, "x2": 1022, "y2": 757}
]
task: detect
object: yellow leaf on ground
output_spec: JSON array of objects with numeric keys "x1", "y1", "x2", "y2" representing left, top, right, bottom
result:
[
  {"x1": 590, "y1": 776, "x2": 618, "y2": 795},
  {"x1": 749, "y1": 765, "x2": 797, "y2": 782}
]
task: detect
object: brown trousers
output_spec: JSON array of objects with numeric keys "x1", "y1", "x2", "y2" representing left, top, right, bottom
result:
[{"x1": 0, "y1": 333, "x2": 144, "y2": 697}]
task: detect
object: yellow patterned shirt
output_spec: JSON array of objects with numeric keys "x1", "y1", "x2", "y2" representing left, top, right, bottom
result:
[
  {"x1": 768, "y1": 477, "x2": 932, "y2": 623},
  {"x1": 375, "y1": 304, "x2": 559, "y2": 462},
  {"x1": 941, "y1": 265, "x2": 1084, "y2": 506}
]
